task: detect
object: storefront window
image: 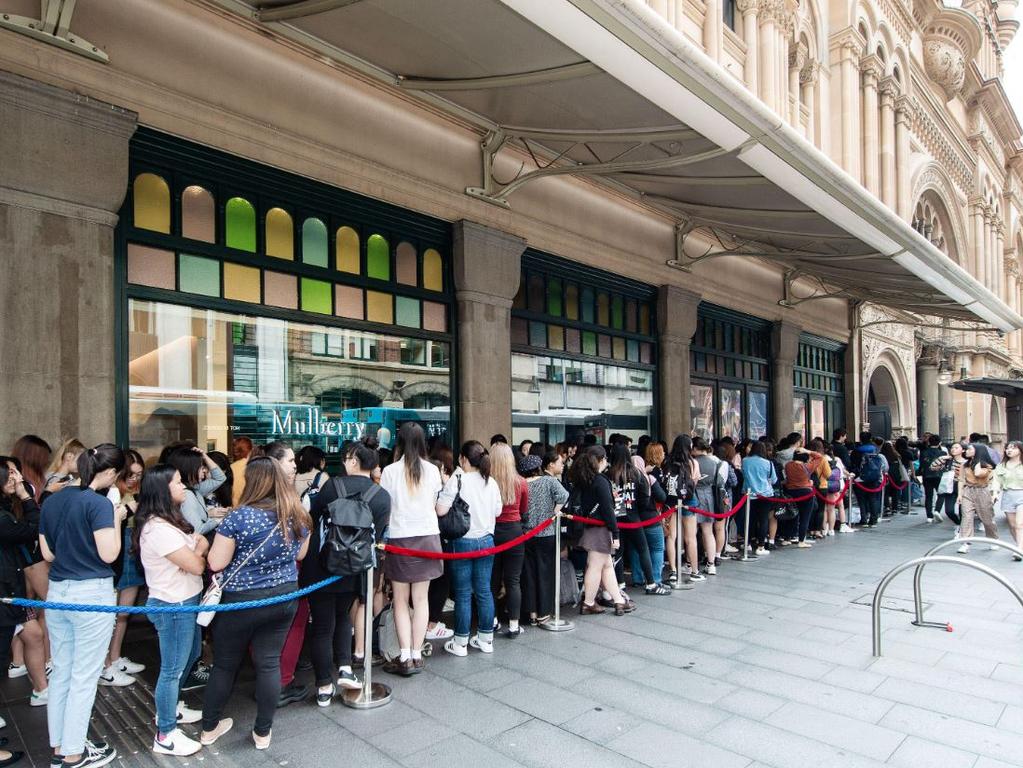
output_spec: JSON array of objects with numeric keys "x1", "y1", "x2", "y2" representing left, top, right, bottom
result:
[
  {"x1": 810, "y1": 397, "x2": 826, "y2": 441},
  {"x1": 691, "y1": 384, "x2": 714, "y2": 441},
  {"x1": 793, "y1": 396, "x2": 806, "y2": 440},
  {"x1": 793, "y1": 334, "x2": 846, "y2": 441},
  {"x1": 128, "y1": 300, "x2": 451, "y2": 462},
  {"x1": 748, "y1": 390, "x2": 768, "y2": 439},
  {"x1": 720, "y1": 387, "x2": 743, "y2": 440},
  {"x1": 511, "y1": 353, "x2": 653, "y2": 446}
]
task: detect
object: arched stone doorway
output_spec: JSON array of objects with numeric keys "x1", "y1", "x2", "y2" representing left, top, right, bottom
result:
[{"x1": 867, "y1": 365, "x2": 901, "y2": 438}]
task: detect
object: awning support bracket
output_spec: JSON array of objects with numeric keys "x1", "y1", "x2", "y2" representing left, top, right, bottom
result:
[
  {"x1": 0, "y1": 0, "x2": 108, "y2": 62},
  {"x1": 779, "y1": 268, "x2": 852, "y2": 308}
]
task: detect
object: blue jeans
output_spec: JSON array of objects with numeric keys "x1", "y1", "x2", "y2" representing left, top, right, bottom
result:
[
  {"x1": 46, "y1": 578, "x2": 115, "y2": 756},
  {"x1": 147, "y1": 594, "x2": 202, "y2": 734},
  {"x1": 630, "y1": 525, "x2": 665, "y2": 585},
  {"x1": 449, "y1": 535, "x2": 495, "y2": 640}
]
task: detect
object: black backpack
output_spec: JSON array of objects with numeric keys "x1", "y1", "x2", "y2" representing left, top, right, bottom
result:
[{"x1": 319, "y1": 478, "x2": 379, "y2": 577}]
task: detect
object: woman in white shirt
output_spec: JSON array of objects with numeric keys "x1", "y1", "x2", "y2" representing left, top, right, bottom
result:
[
  {"x1": 135, "y1": 465, "x2": 209, "y2": 757},
  {"x1": 379, "y1": 423, "x2": 443, "y2": 676},
  {"x1": 437, "y1": 441, "x2": 502, "y2": 657}
]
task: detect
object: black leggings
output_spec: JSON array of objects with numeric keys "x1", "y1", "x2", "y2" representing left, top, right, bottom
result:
[
  {"x1": 428, "y1": 569, "x2": 450, "y2": 623},
  {"x1": 621, "y1": 520, "x2": 654, "y2": 585},
  {"x1": 923, "y1": 477, "x2": 941, "y2": 518},
  {"x1": 751, "y1": 499, "x2": 773, "y2": 547},
  {"x1": 521, "y1": 535, "x2": 557, "y2": 619},
  {"x1": 788, "y1": 490, "x2": 815, "y2": 542},
  {"x1": 202, "y1": 586, "x2": 297, "y2": 737},
  {"x1": 492, "y1": 522, "x2": 525, "y2": 624},
  {"x1": 938, "y1": 489, "x2": 961, "y2": 524},
  {"x1": 308, "y1": 591, "x2": 357, "y2": 687}
]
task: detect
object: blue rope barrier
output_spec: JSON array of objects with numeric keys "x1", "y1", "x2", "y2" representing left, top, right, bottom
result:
[{"x1": 1, "y1": 576, "x2": 342, "y2": 614}]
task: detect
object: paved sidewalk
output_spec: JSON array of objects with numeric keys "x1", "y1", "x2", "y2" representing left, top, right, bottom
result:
[{"x1": 4, "y1": 509, "x2": 1023, "y2": 767}]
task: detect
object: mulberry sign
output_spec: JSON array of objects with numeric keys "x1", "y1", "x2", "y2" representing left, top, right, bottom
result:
[{"x1": 270, "y1": 407, "x2": 367, "y2": 440}]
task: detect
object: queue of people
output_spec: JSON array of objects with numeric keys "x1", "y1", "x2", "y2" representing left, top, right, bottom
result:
[{"x1": 0, "y1": 425, "x2": 1017, "y2": 766}]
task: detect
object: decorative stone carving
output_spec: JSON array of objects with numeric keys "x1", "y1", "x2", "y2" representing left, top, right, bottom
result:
[
  {"x1": 735, "y1": 0, "x2": 759, "y2": 15},
  {"x1": 922, "y1": 9, "x2": 984, "y2": 101},
  {"x1": 800, "y1": 60, "x2": 820, "y2": 85},
  {"x1": 789, "y1": 43, "x2": 808, "y2": 71}
]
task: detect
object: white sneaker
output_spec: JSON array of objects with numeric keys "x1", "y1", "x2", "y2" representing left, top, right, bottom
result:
[
  {"x1": 705, "y1": 564, "x2": 717, "y2": 576},
  {"x1": 153, "y1": 728, "x2": 202, "y2": 756},
  {"x1": 98, "y1": 665, "x2": 135, "y2": 686},
  {"x1": 176, "y1": 702, "x2": 201, "y2": 724},
  {"x1": 30, "y1": 688, "x2": 48, "y2": 707},
  {"x1": 444, "y1": 639, "x2": 468, "y2": 657},
  {"x1": 443, "y1": 598, "x2": 455, "y2": 612},
  {"x1": 468, "y1": 635, "x2": 494, "y2": 654},
  {"x1": 957, "y1": 544, "x2": 970, "y2": 554},
  {"x1": 425, "y1": 622, "x2": 454, "y2": 641},
  {"x1": 113, "y1": 656, "x2": 146, "y2": 674},
  {"x1": 723, "y1": 544, "x2": 738, "y2": 554},
  {"x1": 7, "y1": 664, "x2": 26, "y2": 679}
]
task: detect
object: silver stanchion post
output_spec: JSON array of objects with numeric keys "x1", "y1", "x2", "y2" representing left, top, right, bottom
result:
[
  {"x1": 343, "y1": 565, "x2": 392, "y2": 709},
  {"x1": 734, "y1": 495, "x2": 753, "y2": 562},
  {"x1": 541, "y1": 512, "x2": 574, "y2": 632},
  {"x1": 880, "y1": 481, "x2": 887, "y2": 521},
  {"x1": 672, "y1": 504, "x2": 693, "y2": 589}
]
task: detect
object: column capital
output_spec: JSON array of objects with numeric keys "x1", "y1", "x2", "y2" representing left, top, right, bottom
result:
[
  {"x1": 657, "y1": 285, "x2": 701, "y2": 343},
  {"x1": 789, "y1": 42, "x2": 809, "y2": 71},
  {"x1": 800, "y1": 60, "x2": 820, "y2": 85},
  {"x1": 735, "y1": 0, "x2": 760, "y2": 16},
  {"x1": 894, "y1": 95, "x2": 913, "y2": 121},
  {"x1": 452, "y1": 221, "x2": 526, "y2": 305},
  {"x1": 771, "y1": 319, "x2": 803, "y2": 364},
  {"x1": 879, "y1": 76, "x2": 900, "y2": 100},
  {"x1": 830, "y1": 28, "x2": 865, "y2": 57},
  {"x1": 859, "y1": 53, "x2": 884, "y2": 82}
]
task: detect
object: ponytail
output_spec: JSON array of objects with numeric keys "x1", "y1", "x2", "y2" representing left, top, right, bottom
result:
[
  {"x1": 459, "y1": 441, "x2": 492, "y2": 482},
  {"x1": 77, "y1": 444, "x2": 126, "y2": 489}
]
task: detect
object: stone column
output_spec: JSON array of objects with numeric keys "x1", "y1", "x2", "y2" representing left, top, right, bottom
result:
[
  {"x1": 846, "y1": 305, "x2": 863, "y2": 434},
  {"x1": 759, "y1": 5, "x2": 777, "y2": 111},
  {"x1": 860, "y1": 56, "x2": 882, "y2": 196},
  {"x1": 770, "y1": 320, "x2": 802, "y2": 440},
  {"x1": 996, "y1": 222, "x2": 1005, "y2": 300},
  {"x1": 0, "y1": 71, "x2": 137, "y2": 449},
  {"x1": 917, "y1": 348, "x2": 940, "y2": 436},
  {"x1": 895, "y1": 97, "x2": 912, "y2": 220},
  {"x1": 800, "y1": 62, "x2": 818, "y2": 144},
  {"x1": 452, "y1": 221, "x2": 527, "y2": 444},
  {"x1": 788, "y1": 44, "x2": 806, "y2": 127},
  {"x1": 837, "y1": 40, "x2": 861, "y2": 179},
  {"x1": 657, "y1": 285, "x2": 701, "y2": 440},
  {"x1": 971, "y1": 199, "x2": 987, "y2": 286},
  {"x1": 1006, "y1": 263, "x2": 1019, "y2": 357},
  {"x1": 704, "y1": 0, "x2": 721, "y2": 60},
  {"x1": 738, "y1": 0, "x2": 760, "y2": 92},
  {"x1": 984, "y1": 208, "x2": 995, "y2": 291},
  {"x1": 879, "y1": 78, "x2": 897, "y2": 209}
]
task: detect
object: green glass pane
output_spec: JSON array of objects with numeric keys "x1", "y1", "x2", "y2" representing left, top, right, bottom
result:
[
  {"x1": 178, "y1": 254, "x2": 220, "y2": 297},
  {"x1": 582, "y1": 331, "x2": 597, "y2": 356},
  {"x1": 301, "y1": 218, "x2": 329, "y2": 268},
  {"x1": 611, "y1": 295, "x2": 624, "y2": 330},
  {"x1": 396, "y1": 296, "x2": 420, "y2": 328},
  {"x1": 301, "y1": 277, "x2": 332, "y2": 314},
  {"x1": 581, "y1": 287, "x2": 595, "y2": 323},
  {"x1": 547, "y1": 278, "x2": 563, "y2": 317},
  {"x1": 367, "y1": 234, "x2": 390, "y2": 280},
  {"x1": 225, "y1": 197, "x2": 256, "y2": 252}
]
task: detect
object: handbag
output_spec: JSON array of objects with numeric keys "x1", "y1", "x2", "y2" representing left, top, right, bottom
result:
[
  {"x1": 196, "y1": 523, "x2": 280, "y2": 627},
  {"x1": 438, "y1": 474, "x2": 470, "y2": 540}
]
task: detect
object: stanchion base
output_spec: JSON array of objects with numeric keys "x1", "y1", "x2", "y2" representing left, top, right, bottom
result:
[
  {"x1": 732, "y1": 554, "x2": 758, "y2": 563},
  {"x1": 342, "y1": 682, "x2": 392, "y2": 709},
  {"x1": 910, "y1": 620, "x2": 951, "y2": 631},
  {"x1": 540, "y1": 618, "x2": 575, "y2": 632},
  {"x1": 671, "y1": 581, "x2": 695, "y2": 590}
]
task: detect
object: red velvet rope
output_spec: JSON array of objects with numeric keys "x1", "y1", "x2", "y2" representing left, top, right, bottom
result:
[
  {"x1": 681, "y1": 494, "x2": 750, "y2": 520},
  {"x1": 380, "y1": 517, "x2": 554, "y2": 560},
  {"x1": 618, "y1": 506, "x2": 679, "y2": 529},
  {"x1": 851, "y1": 480, "x2": 886, "y2": 493},
  {"x1": 751, "y1": 481, "x2": 852, "y2": 505},
  {"x1": 886, "y1": 476, "x2": 910, "y2": 491}
]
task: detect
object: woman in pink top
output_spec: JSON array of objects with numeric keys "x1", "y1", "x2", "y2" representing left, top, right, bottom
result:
[
  {"x1": 490, "y1": 444, "x2": 529, "y2": 637},
  {"x1": 136, "y1": 465, "x2": 209, "y2": 757}
]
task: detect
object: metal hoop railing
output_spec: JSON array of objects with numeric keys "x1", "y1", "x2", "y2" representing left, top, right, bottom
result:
[
  {"x1": 871, "y1": 555, "x2": 1023, "y2": 657},
  {"x1": 911, "y1": 537, "x2": 1023, "y2": 628}
]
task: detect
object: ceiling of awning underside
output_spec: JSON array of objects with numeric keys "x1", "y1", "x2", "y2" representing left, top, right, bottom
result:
[{"x1": 238, "y1": 0, "x2": 979, "y2": 320}]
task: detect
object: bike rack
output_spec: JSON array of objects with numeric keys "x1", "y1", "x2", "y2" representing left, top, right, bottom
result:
[
  {"x1": 912, "y1": 538, "x2": 1023, "y2": 629},
  {"x1": 871, "y1": 555, "x2": 1023, "y2": 657}
]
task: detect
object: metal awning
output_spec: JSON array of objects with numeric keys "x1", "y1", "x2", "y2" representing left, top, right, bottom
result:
[
  {"x1": 949, "y1": 378, "x2": 1023, "y2": 398},
  {"x1": 212, "y1": 0, "x2": 1023, "y2": 331}
]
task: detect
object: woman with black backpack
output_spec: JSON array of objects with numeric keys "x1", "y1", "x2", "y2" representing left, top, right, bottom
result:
[
  {"x1": 609, "y1": 444, "x2": 669, "y2": 595},
  {"x1": 438, "y1": 441, "x2": 502, "y2": 656},
  {"x1": 303, "y1": 440, "x2": 389, "y2": 706},
  {"x1": 653, "y1": 436, "x2": 701, "y2": 583}
]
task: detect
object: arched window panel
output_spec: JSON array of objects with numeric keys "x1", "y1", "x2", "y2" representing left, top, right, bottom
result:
[
  {"x1": 367, "y1": 234, "x2": 390, "y2": 281},
  {"x1": 396, "y1": 241, "x2": 417, "y2": 286},
  {"x1": 133, "y1": 173, "x2": 171, "y2": 234},
  {"x1": 181, "y1": 185, "x2": 215, "y2": 242},
  {"x1": 225, "y1": 197, "x2": 256, "y2": 252},
  {"x1": 265, "y1": 207, "x2": 294, "y2": 260},
  {"x1": 336, "y1": 226, "x2": 360, "y2": 274},
  {"x1": 423, "y1": 249, "x2": 443, "y2": 292},
  {"x1": 301, "y1": 218, "x2": 328, "y2": 268}
]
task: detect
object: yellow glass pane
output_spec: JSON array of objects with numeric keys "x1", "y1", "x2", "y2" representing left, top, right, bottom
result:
[
  {"x1": 366, "y1": 291, "x2": 393, "y2": 324},
  {"x1": 223, "y1": 263, "x2": 261, "y2": 303},
  {"x1": 423, "y1": 249, "x2": 443, "y2": 292},
  {"x1": 265, "y1": 207, "x2": 294, "y2": 260},
  {"x1": 133, "y1": 173, "x2": 170, "y2": 233},
  {"x1": 337, "y1": 226, "x2": 360, "y2": 274},
  {"x1": 181, "y1": 185, "x2": 215, "y2": 242}
]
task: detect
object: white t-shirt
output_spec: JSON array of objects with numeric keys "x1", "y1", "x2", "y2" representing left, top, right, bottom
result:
[
  {"x1": 139, "y1": 519, "x2": 203, "y2": 603},
  {"x1": 380, "y1": 458, "x2": 443, "y2": 539},
  {"x1": 437, "y1": 468, "x2": 501, "y2": 540}
]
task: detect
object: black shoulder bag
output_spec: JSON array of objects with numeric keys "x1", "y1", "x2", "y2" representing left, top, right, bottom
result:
[{"x1": 438, "y1": 474, "x2": 471, "y2": 540}]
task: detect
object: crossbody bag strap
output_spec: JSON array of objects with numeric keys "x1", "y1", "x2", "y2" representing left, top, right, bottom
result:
[{"x1": 218, "y1": 522, "x2": 280, "y2": 591}]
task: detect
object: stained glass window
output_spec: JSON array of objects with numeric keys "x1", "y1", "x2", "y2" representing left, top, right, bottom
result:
[
  {"x1": 133, "y1": 173, "x2": 170, "y2": 233},
  {"x1": 367, "y1": 234, "x2": 390, "y2": 280},
  {"x1": 396, "y1": 242, "x2": 417, "y2": 286},
  {"x1": 337, "y1": 226, "x2": 360, "y2": 274},
  {"x1": 224, "y1": 263, "x2": 261, "y2": 303},
  {"x1": 181, "y1": 185, "x2": 214, "y2": 242},
  {"x1": 266, "y1": 208, "x2": 294, "y2": 260},
  {"x1": 423, "y1": 249, "x2": 443, "y2": 292},
  {"x1": 225, "y1": 197, "x2": 256, "y2": 252},
  {"x1": 301, "y1": 218, "x2": 328, "y2": 268},
  {"x1": 179, "y1": 254, "x2": 220, "y2": 297}
]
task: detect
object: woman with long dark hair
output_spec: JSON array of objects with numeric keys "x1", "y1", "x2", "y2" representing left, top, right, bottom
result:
[
  {"x1": 521, "y1": 450, "x2": 569, "y2": 625},
  {"x1": 135, "y1": 465, "x2": 208, "y2": 756},
  {"x1": 166, "y1": 447, "x2": 227, "y2": 537},
  {"x1": 575, "y1": 446, "x2": 633, "y2": 615},
  {"x1": 40, "y1": 444, "x2": 126, "y2": 768},
  {"x1": 655, "y1": 435, "x2": 702, "y2": 582},
  {"x1": 931, "y1": 442, "x2": 965, "y2": 530},
  {"x1": 609, "y1": 444, "x2": 668, "y2": 594},
  {"x1": 957, "y1": 443, "x2": 999, "y2": 554},
  {"x1": 489, "y1": 443, "x2": 528, "y2": 636},
  {"x1": 200, "y1": 457, "x2": 311, "y2": 750},
  {"x1": 11, "y1": 435, "x2": 51, "y2": 503},
  {"x1": 438, "y1": 441, "x2": 502, "y2": 655},
  {"x1": 379, "y1": 423, "x2": 444, "y2": 675},
  {"x1": 993, "y1": 441, "x2": 1023, "y2": 560}
]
